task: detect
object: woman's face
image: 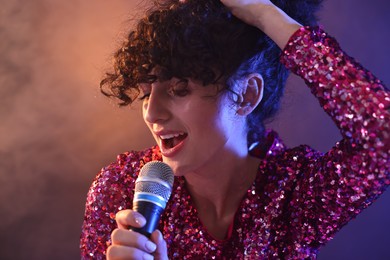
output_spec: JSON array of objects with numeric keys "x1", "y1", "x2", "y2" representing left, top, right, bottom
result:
[{"x1": 141, "y1": 76, "x2": 247, "y2": 176}]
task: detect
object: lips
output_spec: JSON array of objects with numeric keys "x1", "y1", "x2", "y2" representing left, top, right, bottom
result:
[
  {"x1": 157, "y1": 132, "x2": 188, "y2": 157},
  {"x1": 160, "y1": 132, "x2": 187, "y2": 149}
]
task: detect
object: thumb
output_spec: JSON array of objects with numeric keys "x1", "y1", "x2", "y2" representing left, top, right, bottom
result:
[{"x1": 151, "y1": 230, "x2": 168, "y2": 260}]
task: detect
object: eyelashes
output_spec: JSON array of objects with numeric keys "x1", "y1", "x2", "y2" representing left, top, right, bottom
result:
[
  {"x1": 138, "y1": 93, "x2": 150, "y2": 101},
  {"x1": 168, "y1": 79, "x2": 190, "y2": 97},
  {"x1": 138, "y1": 78, "x2": 190, "y2": 100},
  {"x1": 137, "y1": 82, "x2": 151, "y2": 100}
]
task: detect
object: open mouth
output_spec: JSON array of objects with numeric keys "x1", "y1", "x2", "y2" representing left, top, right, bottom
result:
[{"x1": 160, "y1": 133, "x2": 188, "y2": 149}]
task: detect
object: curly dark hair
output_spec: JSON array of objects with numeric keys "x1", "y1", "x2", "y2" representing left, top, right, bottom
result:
[{"x1": 101, "y1": 0, "x2": 323, "y2": 146}]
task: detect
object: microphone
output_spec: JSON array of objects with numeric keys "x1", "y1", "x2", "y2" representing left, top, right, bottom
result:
[{"x1": 130, "y1": 161, "x2": 174, "y2": 238}]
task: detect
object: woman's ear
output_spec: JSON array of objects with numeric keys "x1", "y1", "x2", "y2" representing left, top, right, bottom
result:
[{"x1": 236, "y1": 73, "x2": 264, "y2": 116}]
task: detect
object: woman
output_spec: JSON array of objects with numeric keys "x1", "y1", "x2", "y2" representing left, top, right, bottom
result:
[{"x1": 80, "y1": 0, "x2": 389, "y2": 259}]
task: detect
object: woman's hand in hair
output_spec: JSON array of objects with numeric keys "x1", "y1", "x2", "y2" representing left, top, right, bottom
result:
[{"x1": 220, "y1": 0, "x2": 301, "y2": 49}]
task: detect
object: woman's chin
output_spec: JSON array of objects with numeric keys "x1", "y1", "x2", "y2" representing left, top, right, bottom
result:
[{"x1": 162, "y1": 159, "x2": 187, "y2": 177}]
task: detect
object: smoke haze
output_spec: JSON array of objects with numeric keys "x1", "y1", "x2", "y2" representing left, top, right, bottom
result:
[{"x1": 0, "y1": 0, "x2": 389, "y2": 259}]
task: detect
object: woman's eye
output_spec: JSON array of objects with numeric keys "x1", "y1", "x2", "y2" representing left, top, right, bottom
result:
[
  {"x1": 172, "y1": 88, "x2": 189, "y2": 97},
  {"x1": 138, "y1": 93, "x2": 150, "y2": 100},
  {"x1": 138, "y1": 83, "x2": 152, "y2": 100},
  {"x1": 169, "y1": 79, "x2": 190, "y2": 97}
]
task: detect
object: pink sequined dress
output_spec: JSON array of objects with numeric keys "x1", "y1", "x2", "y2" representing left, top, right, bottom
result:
[{"x1": 80, "y1": 27, "x2": 389, "y2": 259}]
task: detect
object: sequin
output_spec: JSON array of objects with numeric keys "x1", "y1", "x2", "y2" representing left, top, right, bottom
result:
[{"x1": 80, "y1": 26, "x2": 389, "y2": 259}]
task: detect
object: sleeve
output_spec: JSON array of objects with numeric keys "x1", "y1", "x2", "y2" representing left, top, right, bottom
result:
[
  {"x1": 80, "y1": 153, "x2": 138, "y2": 260},
  {"x1": 280, "y1": 26, "x2": 390, "y2": 248}
]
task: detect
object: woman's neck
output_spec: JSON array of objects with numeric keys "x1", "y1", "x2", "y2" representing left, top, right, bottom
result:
[{"x1": 184, "y1": 154, "x2": 260, "y2": 239}]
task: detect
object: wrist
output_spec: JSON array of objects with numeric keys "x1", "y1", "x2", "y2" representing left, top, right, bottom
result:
[
  {"x1": 253, "y1": 4, "x2": 302, "y2": 49},
  {"x1": 250, "y1": 4, "x2": 278, "y2": 30}
]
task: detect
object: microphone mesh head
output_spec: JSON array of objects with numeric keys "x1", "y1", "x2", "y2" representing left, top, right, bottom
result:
[
  {"x1": 135, "y1": 161, "x2": 174, "y2": 202},
  {"x1": 139, "y1": 161, "x2": 174, "y2": 184}
]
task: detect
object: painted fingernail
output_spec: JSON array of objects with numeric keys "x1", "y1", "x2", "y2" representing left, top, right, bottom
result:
[
  {"x1": 145, "y1": 240, "x2": 157, "y2": 252},
  {"x1": 133, "y1": 212, "x2": 145, "y2": 226},
  {"x1": 143, "y1": 253, "x2": 154, "y2": 260}
]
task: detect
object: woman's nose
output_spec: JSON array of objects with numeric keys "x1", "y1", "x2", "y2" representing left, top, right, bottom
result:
[{"x1": 143, "y1": 87, "x2": 171, "y2": 124}]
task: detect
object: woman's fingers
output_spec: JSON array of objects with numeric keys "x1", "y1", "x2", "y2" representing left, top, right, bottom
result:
[
  {"x1": 115, "y1": 209, "x2": 146, "y2": 229},
  {"x1": 108, "y1": 228, "x2": 157, "y2": 260},
  {"x1": 111, "y1": 229, "x2": 155, "y2": 251},
  {"x1": 109, "y1": 210, "x2": 168, "y2": 259},
  {"x1": 220, "y1": 0, "x2": 301, "y2": 49},
  {"x1": 107, "y1": 244, "x2": 154, "y2": 260},
  {"x1": 151, "y1": 230, "x2": 168, "y2": 260},
  {"x1": 111, "y1": 229, "x2": 157, "y2": 253}
]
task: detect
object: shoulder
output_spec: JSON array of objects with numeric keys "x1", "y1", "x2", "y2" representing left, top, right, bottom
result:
[
  {"x1": 87, "y1": 146, "x2": 162, "y2": 204},
  {"x1": 264, "y1": 144, "x2": 323, "y2": 178},
  {"x1": 98, "y1": 146, "x2": 161, "y2": 179},
  {"x1": 253, "y1": 130, "x2": 323, "y2": 185},
  {"x1": 251, "y1": 129, "x2": 322, "y2": 163},
  {"x1": 81, "y1": 147, "x2": 161, "y2": 258}
]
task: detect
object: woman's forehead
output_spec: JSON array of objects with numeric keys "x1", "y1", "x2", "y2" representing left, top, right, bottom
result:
[{"x1": 143, "y1": 64, "x2": 227, "y2": 89}]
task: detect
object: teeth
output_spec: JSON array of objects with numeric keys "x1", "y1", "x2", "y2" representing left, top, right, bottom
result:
[{"x1": 159, "y1": 133, "x2": 185, "y2": 140}]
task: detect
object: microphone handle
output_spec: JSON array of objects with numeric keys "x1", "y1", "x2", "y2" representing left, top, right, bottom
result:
[{"x1": 130, "y1": 201, "x2": 164, "y2": 238}]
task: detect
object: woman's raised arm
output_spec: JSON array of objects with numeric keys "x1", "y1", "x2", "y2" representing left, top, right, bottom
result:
[{"x1": 220, "y1": 0, "x2": 301, "y2": 49}]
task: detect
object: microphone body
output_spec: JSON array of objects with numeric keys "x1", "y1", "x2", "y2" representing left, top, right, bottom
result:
[
  {"x1": 130, "y1": 161, "x2": 174, "y2": 238},
  {"x1": 131, "y1": 201, "x2": 164, "y2": 237}
]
